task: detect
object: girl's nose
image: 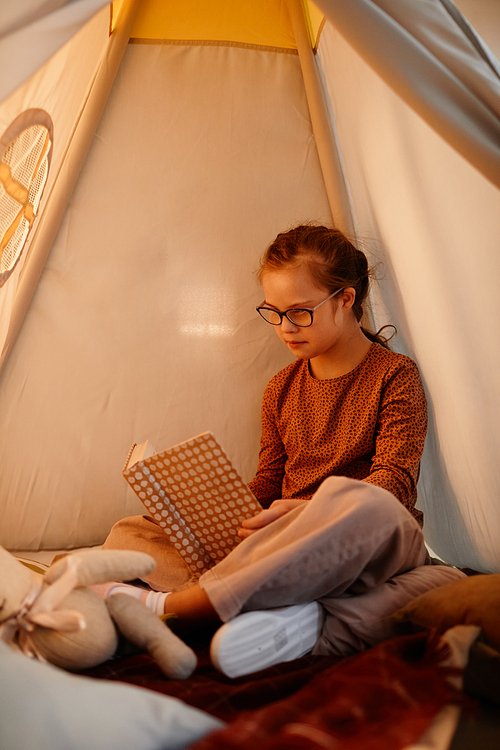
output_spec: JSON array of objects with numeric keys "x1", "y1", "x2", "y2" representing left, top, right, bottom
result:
[{"x1": 281, "y1": 315, "x2": 299, "y2": 333}]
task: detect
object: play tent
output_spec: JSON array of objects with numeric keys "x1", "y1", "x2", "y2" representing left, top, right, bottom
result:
[{"x1": 0, "y1": 0, "x2": 499, "y2": 573}]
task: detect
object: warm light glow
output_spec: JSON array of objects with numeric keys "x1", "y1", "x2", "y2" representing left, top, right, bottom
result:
[
  {"x1": 179, "y1": 286, "x2": 236, "y2": 337},
  {"x1": 129, "y1": 0, "x2": 324, "y2": 50}
]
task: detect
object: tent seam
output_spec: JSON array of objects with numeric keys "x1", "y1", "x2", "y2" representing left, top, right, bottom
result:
[{"x1": 128, "y1": 38, "x2": 298, "y2": 55}]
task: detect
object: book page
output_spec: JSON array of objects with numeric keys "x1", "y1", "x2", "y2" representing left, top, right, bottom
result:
[{"x1": 126, "y1": 440, "x2": 155, "y2": 470}]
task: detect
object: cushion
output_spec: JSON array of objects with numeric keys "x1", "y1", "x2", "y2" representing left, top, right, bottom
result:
[
  {"x1": 394, "y1": 574, "x2": 500, "y2": 651},
  {"x1": 0, "y1": 642, "x2": 222, "y2": 750}
]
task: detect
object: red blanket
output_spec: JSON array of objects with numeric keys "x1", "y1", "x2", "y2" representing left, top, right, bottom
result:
[
  {"x1": 190, "y1": 632, "x2": 463, "y2": 750},
  {"x1": 83, "y1": 644, "x2": 340, "y2": 721},
  {"x1": 83, "y1": 630, "x2": 463, "y2": 749}
]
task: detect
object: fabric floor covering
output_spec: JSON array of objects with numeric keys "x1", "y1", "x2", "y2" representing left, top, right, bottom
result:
[
  {"x1": 82, "y1": 633, "x2": 500, "y2": 750},
  {"x1": 82, "y1": 636, "x2": 341, "y2": 722}
]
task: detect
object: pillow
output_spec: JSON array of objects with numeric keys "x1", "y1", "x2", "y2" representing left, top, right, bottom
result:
[
  {"x1": 0, "y1": 643, "x2": 222, "y2": 750},
  {"x1": 394, "y1": 574, "x2": 500, "y2": 651}
]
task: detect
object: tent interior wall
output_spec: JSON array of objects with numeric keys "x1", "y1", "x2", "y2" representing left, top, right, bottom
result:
[{"x1": 0, "y1": 0, "x2": 499, "y2": 574}]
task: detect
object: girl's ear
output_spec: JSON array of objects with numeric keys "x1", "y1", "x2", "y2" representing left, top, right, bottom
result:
[{"x1": 339, "y1": 287, "x2": 356, "y2": 310}]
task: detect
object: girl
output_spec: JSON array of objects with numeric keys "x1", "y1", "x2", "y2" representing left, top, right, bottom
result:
[
  {"x1": 243, "y1": 224, "x2": 426, "y2": 530},
  {"x1": 101, "y1": 225, "x2": 463, "y2": 676}
]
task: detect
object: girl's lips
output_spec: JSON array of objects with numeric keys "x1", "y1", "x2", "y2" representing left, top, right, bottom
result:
[{"x1": 287, "y1": 340, "x2": 305, "y2": 347}]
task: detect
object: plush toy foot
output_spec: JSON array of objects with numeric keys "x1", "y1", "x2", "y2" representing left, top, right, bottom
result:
[{"x1": 106, "y1": 593, "x2": 197, "y2": 679}]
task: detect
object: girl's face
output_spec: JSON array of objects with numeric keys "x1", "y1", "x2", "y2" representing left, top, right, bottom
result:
[{"x1": 261, "y1": 263, "x2": 351, "y2": 362}]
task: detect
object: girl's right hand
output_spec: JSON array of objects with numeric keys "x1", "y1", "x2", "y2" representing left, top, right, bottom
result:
[{"x1": 238, "y1": 498, "x2": 306, "y2": 539}]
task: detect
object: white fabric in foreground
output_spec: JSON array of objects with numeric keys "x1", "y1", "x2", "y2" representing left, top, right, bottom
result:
[{"x1": 0, "y1": 641, "x2": 223, "y2": 750}]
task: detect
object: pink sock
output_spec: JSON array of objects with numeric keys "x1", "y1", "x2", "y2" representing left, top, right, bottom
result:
[{"x1": 89, "y1": 581, "x2": 170, "y2": 615}]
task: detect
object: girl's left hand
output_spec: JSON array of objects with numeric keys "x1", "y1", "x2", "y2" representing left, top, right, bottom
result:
[{"x1": 238, "y1": 498, "x2": 306, "y2": 539}]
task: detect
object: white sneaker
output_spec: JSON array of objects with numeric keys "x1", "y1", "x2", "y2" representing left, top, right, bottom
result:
[{"x1": 210, "y1": 602, "x2": 324, "y2": 678}]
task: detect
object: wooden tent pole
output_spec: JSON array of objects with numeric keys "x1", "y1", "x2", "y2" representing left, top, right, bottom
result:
[
  {"x1": 0, "y1": 0, "x2": 142, "y2": 377},
  {"x1": 288, "y1": 0, "x2": 381, "y2": 337},
  {"x1": 287, "y1": 0, "x2": 355, "y2": 236}
]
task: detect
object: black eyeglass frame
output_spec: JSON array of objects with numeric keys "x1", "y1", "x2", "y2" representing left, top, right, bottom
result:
[{"x1": 256, "y1": 288, "x2": 345, "y2": 328}]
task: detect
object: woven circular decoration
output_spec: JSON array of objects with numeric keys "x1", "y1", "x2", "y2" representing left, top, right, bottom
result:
[{"x1": 0, "y1": 112, "x2": 53, "y2": 288}]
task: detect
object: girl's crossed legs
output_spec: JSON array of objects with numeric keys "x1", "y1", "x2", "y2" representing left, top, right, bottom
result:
[{"x1": 103, "y1": 477, "x2": 464, "y2": 672}]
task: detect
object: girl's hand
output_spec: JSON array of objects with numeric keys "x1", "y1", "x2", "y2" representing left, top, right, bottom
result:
[{"x1": 238, "y1": 498, "x2": 306, "y2": 539}]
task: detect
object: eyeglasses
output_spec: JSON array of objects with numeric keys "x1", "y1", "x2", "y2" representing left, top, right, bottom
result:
[{"x1": 256, "y1": 288, "x2": 344, "y2": 328}]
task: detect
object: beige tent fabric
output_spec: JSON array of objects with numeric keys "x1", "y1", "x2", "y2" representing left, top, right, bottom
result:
[
  {"x1": 0, "y1": 0, "x2": 141, "y2": 378},
  {"x1": 1, "y1": 0, "x2": 499, "y2": 573},
  {"x1": 315, "y1": 0, "x2": 500, "y2": 189},
  {"x1": 0, "y1": 0, "x2": 112, "y2": 104},
  {"x1": 0, "y1": 44, "x2": 331, "y2": 550},
  {"x1": 317, "y1": 16, "x2": 500, "y2": 572},
  {"x1": 0, "y1": 9, "x2": 111, "y2": 359}
]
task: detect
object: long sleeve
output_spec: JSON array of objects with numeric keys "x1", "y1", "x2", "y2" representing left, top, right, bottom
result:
[
  {"x1": 248, "y1": 383, "x2": 286, "y2": 509},
  {"x1": 362, "y1": 361, "x2": 427, "y2": 524}
]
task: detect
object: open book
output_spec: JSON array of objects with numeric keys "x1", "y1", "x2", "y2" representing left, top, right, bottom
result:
[{"x1": 122, "y1": 432, "x2": 261, "y2": 574}]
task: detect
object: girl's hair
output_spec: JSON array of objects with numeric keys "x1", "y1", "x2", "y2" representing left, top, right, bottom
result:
[{"x1": 258, "y1": 224, "x2": 394, "y2": 349}]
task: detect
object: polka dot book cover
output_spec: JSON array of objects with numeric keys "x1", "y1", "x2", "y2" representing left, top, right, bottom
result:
[{"x1": 122, "y1": 433, "x2": 261, "y2": 574}]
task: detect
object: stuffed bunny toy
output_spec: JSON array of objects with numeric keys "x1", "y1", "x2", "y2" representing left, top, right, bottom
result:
[{"x1": 0, "y1": 545, "x2": 196, "y2": 679}]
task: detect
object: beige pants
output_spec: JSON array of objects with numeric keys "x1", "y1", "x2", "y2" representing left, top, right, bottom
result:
[{"x1": 104, "y1": 477, "x2": 464, "y2": 657}]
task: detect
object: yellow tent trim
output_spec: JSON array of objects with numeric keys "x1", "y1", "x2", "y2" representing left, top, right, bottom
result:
[
  {"x1": 305, "y1": 0, "x2": 324, "y2": 50},
  {"x1": 113, "y1": 0, "x2": 324, "y2": 51},
  {"x1": 311, "y1": 9, "x2": 326, "y2": 50},
  {"x1": 110, "y1": 0, "x2": 126, "y2": 34}
]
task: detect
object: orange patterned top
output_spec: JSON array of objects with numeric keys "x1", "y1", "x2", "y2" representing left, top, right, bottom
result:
[{"x1": 248, "y1": 343, "x2": 427, "y2": 526}]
